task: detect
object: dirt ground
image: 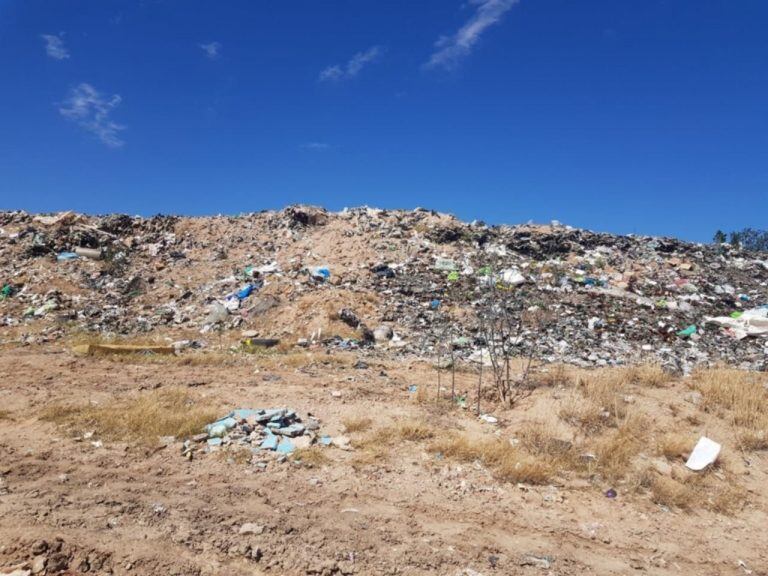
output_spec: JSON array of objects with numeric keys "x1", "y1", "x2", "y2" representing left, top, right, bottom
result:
[{"x1": 1, "y1": 345, "x2": 766, "y2": 576}]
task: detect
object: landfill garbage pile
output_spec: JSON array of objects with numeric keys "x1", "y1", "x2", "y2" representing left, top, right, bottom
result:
[
  {"x1": 1, "y1": 206, "x2": 767, "y2": 372},
  {"x1": 196, "y1": 408, "x2": 326, "y2": 462}
]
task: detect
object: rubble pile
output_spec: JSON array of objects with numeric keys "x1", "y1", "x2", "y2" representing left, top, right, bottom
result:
[
  {"x1": 1, "y1": 206, "x2": 767, "y2": 372},
  {"x1": 197, "y1": 408, "x2": 325, "y2": 460}
]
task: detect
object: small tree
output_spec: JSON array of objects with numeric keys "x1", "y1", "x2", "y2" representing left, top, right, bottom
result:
[
  {"x1": 476, "y1": 275, "x2": 535, "y2": 407},
  {"x1": 712, "y1": 230, "x2": 727, "y2": 244}
]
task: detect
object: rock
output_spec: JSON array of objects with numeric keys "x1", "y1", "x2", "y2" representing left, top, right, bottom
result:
[
  {"x1": 30, "y1": 556, "x2": 46, "y2": 575},
  {"x1": 46, "y1": 553, "x2": 69, "y2": 573},
  {"x1": 651, "y1": 458, "x2": 673, "y2": 477},
  {"x1": 0, "y1": 569, "x2": 31, "y2": 576},
  {"x1": 239, "y1": 523, "x2": 265, "y2": 535},
  {"x1": 332, "y1": 436, "x2": 352, "y2": 450},
  {"x1": 519, "y1": 554, "x2": 553, "y2": 569}
]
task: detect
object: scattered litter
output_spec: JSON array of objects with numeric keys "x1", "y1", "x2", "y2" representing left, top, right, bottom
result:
[
  {"x1": 677, "y1": 325, "x2": 697, "y2": 338},
  {"x1": 479, "y1": 414, "x2": 498, "y2": 424},
  {"x1": 605, "y1": 488, "x2": 617, "y2": 498},
  {"x1": 705, "y1": 308, "x2": 768, "y2": 340},
  {"x1": 74, "y1": 247, "x2": 102, "y2": 260},
  {"x1": 56, "y1": 251, "x2": 79, "y2": 262},
  {"x1": 685, "y1": 436, "x2": 721, "y2": 471},
  {"x1": 310, "y1": 266, "x2": 331, "y2": 281}
]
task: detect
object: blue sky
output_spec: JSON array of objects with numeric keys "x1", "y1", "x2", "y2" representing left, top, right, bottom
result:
[{"x1": 1, "y1": 0, "x2": 766, "y2": 241}]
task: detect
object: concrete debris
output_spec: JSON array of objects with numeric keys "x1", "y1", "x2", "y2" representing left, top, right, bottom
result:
[{"x1": 201, "y1": 408, "x2": 323, "y2": 460}]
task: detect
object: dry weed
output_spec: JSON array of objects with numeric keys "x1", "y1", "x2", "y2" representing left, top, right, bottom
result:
[
  {"x1": 40, "y1": 389, "x2": 218, "y2": 445},
  {"x1": 593, "y1": 415, "x2": 649, "y2": 481},
  {"x1": 656, "y1": 432, "x2": 696, "y2": 461},
  {"x1": 645, "y1": 471, "x2": 744, "y2": 514},
  {"x1": 624, "y1": 364, "x2": 669, "y2": 387},
  {"x1": 343, "y1": 417, "x2": 373, "y2": 433},
  {"x1": 691, "y1": 368, "x2": 768, "y2": 451},
  {"x1": 429, "y1": 433, "x2": 553, "y2": 485},
  {"x1": 558, "y1": 393, "x2": 610, "y2": 434},
  {"x1": 534, "y1": 364, "x2": 574, "y2": 387},
  {"x1": 293, "y1": 447, "x2": 331, "y2": 468}
]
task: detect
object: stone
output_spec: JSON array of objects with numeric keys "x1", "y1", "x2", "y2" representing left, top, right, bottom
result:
[
  {"x1": 239, "y1": 523, "x2": 265, "y2": 535},
  {"x1": 651, "y1": 458, "x2": 673, "y2": 477}
]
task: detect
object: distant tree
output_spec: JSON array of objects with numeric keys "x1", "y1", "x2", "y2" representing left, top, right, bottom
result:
[
  {"x1": 712, "y1": 230, "x2": 727, "y2": 244},
  {"x1": 728, "y1": 228, "x2": 768, "y2": 252}
]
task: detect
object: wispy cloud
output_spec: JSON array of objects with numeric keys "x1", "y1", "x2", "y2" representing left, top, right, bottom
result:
[
  {"x1": 425, "y1": 0, "x2": 518, "y2": 70},
  {"x1": 319, "y1": 46, "x2": 383, "y2": 82},
  {"x1": 199, "y1": 41, "x2": 221, "y2": 60},
  {"x1": 41, "y1": 33, "x2": 69, "y2": 60},
  {"x1": 300, "y1": 142, "x2": 331, "y2": 151},
  {"x1": 59, "y1": 83, "x2": 125, "y2": 148}
]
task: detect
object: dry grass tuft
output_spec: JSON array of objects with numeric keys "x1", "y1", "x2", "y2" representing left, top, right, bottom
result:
[
  {"x1": 350, "y1": 420, "x2": 435, "y2": 468},
  {"x1": 647, "y1": 475, "x2": 694, "y2": 509},
  {"x1": 558, "y1": 393, "x2": 611, "y2": 434},
  {"x1": 736, "y1": 429, "x2": 768, "y2": 451},
  {"x1": 0, "y1": 409, "x2": 12, "y2": 421},
  {"x1": 343, "y1": 417, "x2": 373, "y2": 434},
  {"x1": 656, "y1": 432, "x2": 696, "y2": 461},
  {"x1": 644, "y1": 470, "x2": 744, "y2": 514},
  {"x1": 533, "y1": 363, "x2": 574, "y2": 387},
  {"x1": 691, "y1": 368, "x2": 768, "y2": 451},
  {"x1": 624, "y1": 363, "x2": 669, "y2": 387},
  {"x1": 593, "y1": 415, "x2": 649, "y2": 481},
  {"x1": 429, "y1": 433, "x2": 553, "y2": 485},
  {"x1": 293, "y1": 447, "x2": 331, "y2": 468},
  {"x1": 396, "y1": 421, "x2": 435, "y2": 441},
  {"x1": 40, "y1": 389, "x2": 219, "y2": 445}
]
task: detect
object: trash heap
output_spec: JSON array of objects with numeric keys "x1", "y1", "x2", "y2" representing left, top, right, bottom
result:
[
  {"x1": 2, "y1": 206, "x2": 767, "y2": 372},
  {"x1": 197, "y1": 408, "x2": 326, "y2": 460}
]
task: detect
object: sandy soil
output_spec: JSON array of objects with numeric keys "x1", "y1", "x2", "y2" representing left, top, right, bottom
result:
[{"x1": 0, "y1": 346, "x2": 766, "y2": 576}]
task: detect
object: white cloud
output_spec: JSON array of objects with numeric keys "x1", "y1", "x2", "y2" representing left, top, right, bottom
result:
[
  {"x1": 300, "y1": 142, "x2": 331, "y2": 151},
  {"x1": 41, "y1": 33, "x2": 69, "y2": 60},
  {"x1": 319, "y1": 46, "x2": 382, "y2": 82},
  {"x1": 199, "y1": 41, "x2": 221, "y2": 60},
  {"x1": 425, "y1": 0, "x2": 518, "y2": 70},
  {"x1": 59, "y1": 83, "x2": 126, "y2": 148}
]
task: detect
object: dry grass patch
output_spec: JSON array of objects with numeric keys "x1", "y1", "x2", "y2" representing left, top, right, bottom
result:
[
  {"x1": 736, "y1": 429, "x2": 768, "y2": 451},
  {"x1": 624, "y1": 364, "x2": 669, "y2": 387},
  {"x1": 255, "y1": 350, "x2": 356, "y2": 371},
  {"x1": 644, "y1": 471, "x2": 744, "y2": 514},
  {"x1": 104, "y1": 351, "x2": 241, "y2": 366},
  {"x1": 517, "y1": 420, "x2": 579, "y2": 471},
  {"x1": 656, "y1": 432, "x2": 696, "y2": 461},
  {"x1": 343, "y1": 417, "x2": 373, "y2": 434},
  {"x1": 429, "y1": 433, "x2": 553, "y2": 485},
  {"x1": 293, "y1": 447, "x2": 331, "y2": 468},
  {"x1": 40, "y1": 389, "x2": 219, "y2": 445},
  {"x1": 593, "y1": 415, "x2": 649, "y2": 481},
  {"x1": 691, "y1": 368, "x2": 768, "y2": 451},
  {"x1": 558, "y1": 367, "x2": 659, "y2": 433},
  {"x1": 558, "y1": 393, "x2": 610, "y2": 434},
  {"x1": 350, "y1": 420, "x2": 436, "y2": 468},
  {"x1": 533, "y1": 363, "x2": 575, "y2": 387}
]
